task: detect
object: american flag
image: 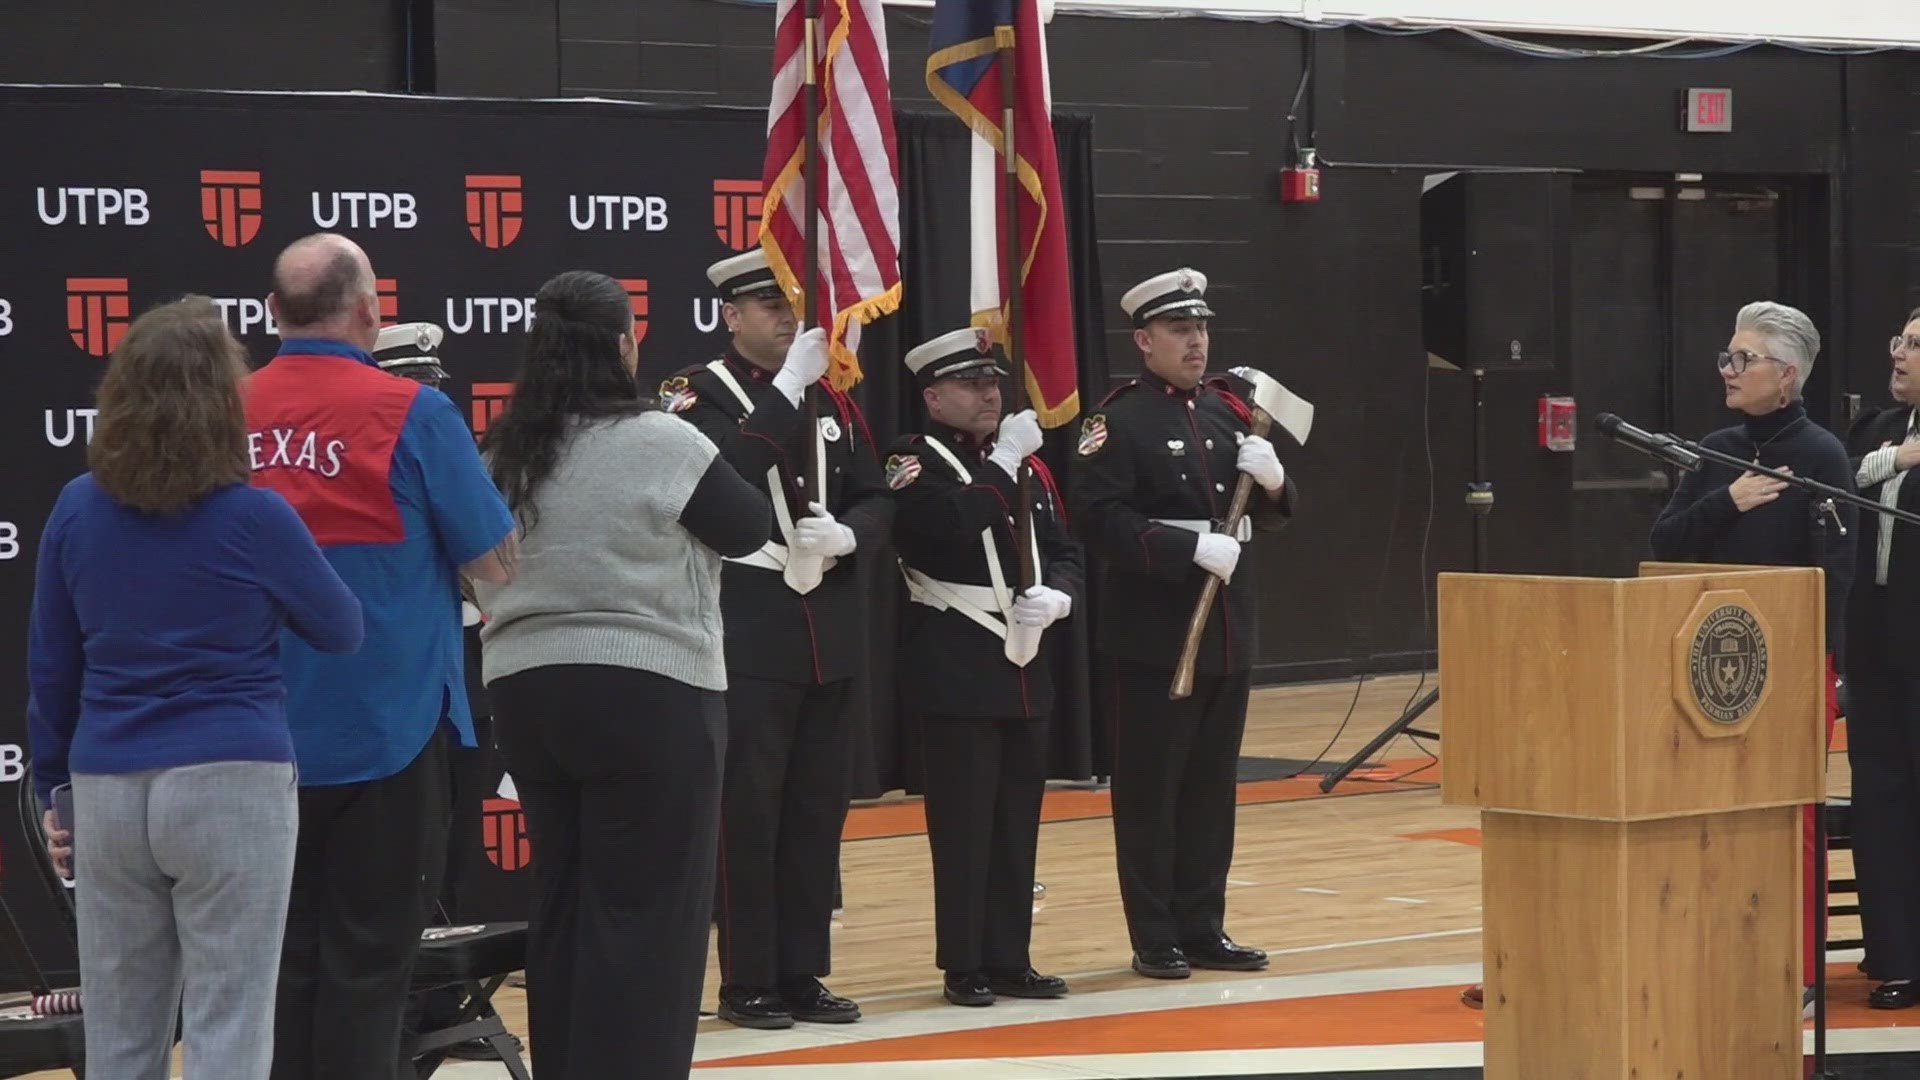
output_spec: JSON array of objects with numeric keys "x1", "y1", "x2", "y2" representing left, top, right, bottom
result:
[{"x1": 759, "y1": 0, "x2": 903, "y2": 391}]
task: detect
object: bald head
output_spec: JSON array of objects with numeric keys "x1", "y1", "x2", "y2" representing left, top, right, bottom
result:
[{"x1": 269, "y1": 233, "x2": 380, "y2": 349}]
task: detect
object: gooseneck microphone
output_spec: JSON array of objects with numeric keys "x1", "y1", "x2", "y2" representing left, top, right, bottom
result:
[{"x1": 1595, "y1": 412, "x2": 1703, "y2": 472}]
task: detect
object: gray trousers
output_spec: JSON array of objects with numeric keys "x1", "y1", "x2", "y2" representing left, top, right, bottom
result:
[{"x1": 74, "y1": 761, "x2": 299, "y2": 1080}]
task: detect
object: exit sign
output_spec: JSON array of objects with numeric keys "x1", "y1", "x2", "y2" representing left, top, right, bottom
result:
[{"x1": 1686, "y1": 88, "x2": 1732, "y2": 132}]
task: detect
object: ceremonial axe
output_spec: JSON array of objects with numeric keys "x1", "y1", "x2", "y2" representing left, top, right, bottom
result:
[{"x1": 1170, "y1": 366, "x2": 1315, "y2": 700}]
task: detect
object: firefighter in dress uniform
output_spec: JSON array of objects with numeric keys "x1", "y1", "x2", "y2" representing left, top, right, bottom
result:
[
  {"x1": 887, "y1": 327, "x2": 1082, "y2": 1007},
  {"x1": 661, "y1": 249, "x2": 894, "y2": 1030},
  {"x1": 1070, "y1": 268, "x2": 1298, "y2": 979},
  {"x1": 376, "y1": 322, "x2": 527, "y2": 1062}
]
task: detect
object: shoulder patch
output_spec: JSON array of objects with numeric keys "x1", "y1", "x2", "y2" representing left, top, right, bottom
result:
[
  {"x1": 885, "y1": 453, "x2": 922, "y2": 490},
  {"x1": 1077, "y1": 414, "x2": 1109, "y2": 457},
  {"x1": 659, "y1": 375, "x2": 698, "y2": 413}
]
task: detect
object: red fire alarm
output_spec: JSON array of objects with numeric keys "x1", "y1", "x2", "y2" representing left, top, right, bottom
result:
[
  {"x1": 1538, "y1": 395, "x2": 1576, "y2": 451},
  {"x1": 1280, "y1": 147, "x2": 1320, "y2": 204}
]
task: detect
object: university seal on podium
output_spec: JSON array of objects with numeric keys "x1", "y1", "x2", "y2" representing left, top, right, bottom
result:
[{"x1": 1686, "y1": 603, "x2": 1769, "y2": 725}]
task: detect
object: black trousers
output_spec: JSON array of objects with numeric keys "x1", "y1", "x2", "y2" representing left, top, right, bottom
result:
[
  {"x1": 272, "y1": 725, "x2": 451, "y2": 1080},
  {"x1": 407, "y1": 712, "x2": 492, "y2": 1039},
  {"x1": 715, "y1": 676, "x2": 854, "y2": 990},
  {"x1": 1106, "y1": 660, "x2": 1251, "y2": 953},
  {"x1": 1845, "y1": 671, "x2": 1920, "y2": 980},
  {"x1": 493, "y1": 664, "x2": 724, "y2": 1080},
  {"x1": 922, "y1": 716, "x2": 1049, "y2": 974}
]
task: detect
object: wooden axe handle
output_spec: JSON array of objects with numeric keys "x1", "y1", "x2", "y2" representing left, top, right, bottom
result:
[{"x1": 1170, "y1": 409, "x2": 1274, "y2": 699}]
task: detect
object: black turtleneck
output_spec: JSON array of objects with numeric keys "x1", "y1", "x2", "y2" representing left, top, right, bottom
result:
[{"x1": 1650, "y1": 400, "x2": 1857, "y2": 659}]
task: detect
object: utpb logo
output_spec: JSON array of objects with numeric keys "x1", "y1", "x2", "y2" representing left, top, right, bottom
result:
[
  {"x1": 617, "y1": 278, "x2": 649, "y2": 345},
  {"x1": 482, "y1": 796, "x2": 531, "y2": 872},
  {"x1": 568, "y1": 194, "x2": 668, "y2": 232},
  {"x1": 470, "y1": 382, "x2": 515, "y2": 437},
  {"x1": 37, "y1": 187, "x2": 150, "y2": 226},
  {"x1": 712, "y1": 179, "x2": 763, "y2": 251},
  {"x1": 376, "y1": 278, "x2": 399, "y2": 326},
  {"x1": 311, "y1": 191, "x2": 417, "y2": 230},
  {"x1": 67, "y1": 278, "x2": 130, "y2": 356},
  {"x1": 465, "y1": 174, "x2": 523, "y2": 249},
  {"x1": 201, "y1": 170, "x2": 263, "y2": 247}
]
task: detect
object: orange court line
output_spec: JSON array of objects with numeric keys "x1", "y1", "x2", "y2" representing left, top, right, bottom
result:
[
  {"x1": 1401, "y1": 827, "x2": 1483, "y2": 847},
  {"x1": 698, "y1": 961, "x2": 1917, "y2": 1068},
  {"x1": 842, "y1": 757, "x2": 1439, "y2": 842}
]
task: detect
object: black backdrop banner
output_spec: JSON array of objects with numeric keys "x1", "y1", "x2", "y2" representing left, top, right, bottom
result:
[{"x1": 0, "y1": 85, "x2": 1108, "y2": 977}]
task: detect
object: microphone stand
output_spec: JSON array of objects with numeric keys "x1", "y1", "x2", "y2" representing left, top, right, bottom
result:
[{"x1": 1628, "y1": 427, "x2": 1920, "y2": 1080}]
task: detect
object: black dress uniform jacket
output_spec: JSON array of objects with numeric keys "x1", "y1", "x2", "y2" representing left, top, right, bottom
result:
[
  {"x1": 1649, "y1": 401, "x2": 1856, "y2": 662},
  {"x1": 1846, "y1": 405, "x2": 1920, "y2": 678},
  {"x1": 887, "y1": 422, "x2": 1086, "y2": 719},
  {"x1": 1070, "y1": 371, "x2": 1297, "y2": 675},
  {"x1": 662, "y1": 349, "x2": 894, "y2": 684}
]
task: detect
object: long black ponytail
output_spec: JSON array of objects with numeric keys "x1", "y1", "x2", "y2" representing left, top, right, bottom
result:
[{"x1": 483, "y1": 270, "x2": 649, "y2": 527}]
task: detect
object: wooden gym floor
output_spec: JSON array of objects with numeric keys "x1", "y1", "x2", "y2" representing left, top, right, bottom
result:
[{"x1": 24, "y1": 672, "x2": 1920, "y2": 1078}]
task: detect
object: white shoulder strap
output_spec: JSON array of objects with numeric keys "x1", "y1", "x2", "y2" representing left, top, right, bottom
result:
[{"x1": 704, "y1": 359, "x2": 755, "y2": 415}]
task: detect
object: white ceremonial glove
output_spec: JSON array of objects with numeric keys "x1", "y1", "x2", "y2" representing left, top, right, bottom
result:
[
  {"x1": 986, "y1": 409, "x2": 1045, "y2": 481},
  {"x1": 1192, "y1": 533, "x2": 1241, "y2": 583},
  {"x1": 1011, "y1": 585, "x2": 1073, "y2": 628},
  {"x1": 1235, "y1": 432, "x2": 1285, "y2": 492},
  {"x1": 792, "y1": 502, "x2": 857, "y2": 558},
  {"x1": 771, "y1": 327, "x2": 831, "y2": 408}
]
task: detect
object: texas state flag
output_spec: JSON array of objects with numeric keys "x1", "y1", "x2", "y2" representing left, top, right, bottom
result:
[{"x1": 926, "y1": 0, "x2": 1079, "y2": 428}]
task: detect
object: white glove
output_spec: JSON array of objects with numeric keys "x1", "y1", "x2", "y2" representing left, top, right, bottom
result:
[
  {"x1": 1011, "y1": 585, "x2": 1072, "y2": 627},
  {"x1": 986, "y1": 410, "x2": 1044, "y2": 481},
  {"x1": 792, "y1": 501, "x2": 857, "y2": 558},
  {"x1": 771, "y1": 327, "x2": 830, "y2": 408},
  {"x1": 1192, "y1": 533, "x2": 1241, "y2": 582},
  {"x1": 1235, "y1": 432, "x2": 1285, "y2": 492}
]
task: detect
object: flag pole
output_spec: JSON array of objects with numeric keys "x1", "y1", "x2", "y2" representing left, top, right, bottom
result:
[
  {"x1": 800, "y1": 0, "x2": 822, "y2": 491},
  {"x1": 996, "y1": 22, "x2": 1036, "y2": 591}
]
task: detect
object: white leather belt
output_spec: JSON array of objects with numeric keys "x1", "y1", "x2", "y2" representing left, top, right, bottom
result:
[
  {"x1": 1152, "y1": 517, "x2": 1253, "y2": 542},
  {"x1": 730, "y1": 540, "x2": 838, "y2": 576},
  {"x1": 903, "y1": 570, "x2": 1003, "y2": 634}
]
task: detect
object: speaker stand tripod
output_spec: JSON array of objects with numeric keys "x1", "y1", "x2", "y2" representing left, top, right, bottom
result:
[{"x1": 1318, "y1": 366, "x2": 1489, "y2": 793}]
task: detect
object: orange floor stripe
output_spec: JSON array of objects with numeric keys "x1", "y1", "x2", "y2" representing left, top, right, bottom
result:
[
  {"x1": 698, "y1": 961, "x2": 1916, "y2": 1068},
  {"x1": 1402, "y1": 827, "x2": 1483, "y2": 847},
  {"x1": 842, "y1": 756, "x2": 1440, "y2": 842}
]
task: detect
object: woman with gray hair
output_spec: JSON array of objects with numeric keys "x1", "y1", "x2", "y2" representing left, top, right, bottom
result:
[{"x1": 1650, "y1": 300, "x2": 1854, "y2": 1009}]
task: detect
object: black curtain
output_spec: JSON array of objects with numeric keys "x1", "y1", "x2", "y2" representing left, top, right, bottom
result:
[{"x1": 846, "y1": 110, "x2": 1108, "y2": 798}]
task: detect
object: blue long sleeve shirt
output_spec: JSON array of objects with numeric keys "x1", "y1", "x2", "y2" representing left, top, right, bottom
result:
[{"x1": 27, "y1": 476, "x2": 364, "y2": 806}]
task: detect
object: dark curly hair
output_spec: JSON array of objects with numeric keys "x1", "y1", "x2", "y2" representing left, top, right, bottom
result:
[
  {"x1": 483, "y1": 271, "x2": 649, "y2": 527},
  {"x1": 88, "y1": 296, "x2": 252, "y2": 515}
]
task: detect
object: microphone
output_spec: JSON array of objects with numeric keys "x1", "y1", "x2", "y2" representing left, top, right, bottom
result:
[{"x1": 1595, "y1": 413, "x2": 1702, "y2": 472}]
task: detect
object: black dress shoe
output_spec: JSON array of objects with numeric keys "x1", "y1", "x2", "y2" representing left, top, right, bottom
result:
[
  {"x1": 778, "y1": 976, "x2": 862, "y2": 1023},
  {"x1": 1871, "y1": 980, "x2": 1920, "y2": 1010},
  {"x1": 1131, "y1": 947, "x2": 1190, "y2": 979},
  {"x1": 943, "y1": 971, "x2": 994, "y2": 1007},
  {"x1": 1181, "y1": 934, "x2": 1269, "y2": 971},
  {"x1": 718, "y1": 986, "x2": 795, "y2": 1030},
  {"x1": 988, "y1": 968, "x2": 1068, "y2": 999}
]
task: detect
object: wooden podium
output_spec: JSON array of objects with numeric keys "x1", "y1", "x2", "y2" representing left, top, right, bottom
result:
[{"x1": 1440, "y1": 564, "x2": 1825, "y2": 1079}]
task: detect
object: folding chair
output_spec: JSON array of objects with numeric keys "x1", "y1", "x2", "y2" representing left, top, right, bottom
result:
[
  {"x1": 408, "y1": 919, "x2": 530, "y2": 1079},
  {"x1": 0, "y1": 792, "x2": 85, "y2": 1077}
]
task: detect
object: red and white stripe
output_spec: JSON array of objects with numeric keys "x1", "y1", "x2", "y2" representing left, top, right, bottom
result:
[{"x1": 762, "y1": 0, "x2": 903, "y2": 389}]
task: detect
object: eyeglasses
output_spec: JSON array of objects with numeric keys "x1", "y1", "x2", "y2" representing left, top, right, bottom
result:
[
  {"x1": 1891, "y1": 335, "x2": 1920, "y2": 356},
  {"x1": 1716, "y1": 349, "x2": 1787, "y2": 375}
]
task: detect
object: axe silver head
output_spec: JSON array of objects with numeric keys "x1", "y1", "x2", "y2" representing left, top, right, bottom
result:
[{"x1": 1228, "y1": 365, "x2": 1314, "y2": 446}]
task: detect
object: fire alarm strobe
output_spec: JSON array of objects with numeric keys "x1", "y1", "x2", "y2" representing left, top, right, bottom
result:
[{"x1": 1280, "y1": 148, "x2": 1320, "y2": 204}]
